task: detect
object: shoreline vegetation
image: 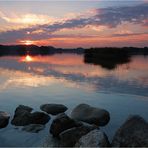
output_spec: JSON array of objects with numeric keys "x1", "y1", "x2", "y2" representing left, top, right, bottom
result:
[
  {"x1": 0, "y1": 45, "x2": 84, "y2": 56},
  {"x1": 0, "y1": 45, "x2": 148, "y2": 56},
  {"x1": 0, "y1": 45, "x2": 147, "y2": 70}
]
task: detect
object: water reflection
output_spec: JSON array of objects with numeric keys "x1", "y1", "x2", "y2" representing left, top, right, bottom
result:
[
  {"x1": 84, "y1": 48, "x2": 130, "y2": 70},
  {"x1": 21, "y1": 55, "x2": 34, "y2": 62},
  {"x1": 0, "y1": 54, "x2": 148, "y2": 96},
  {"x1": 0, "y1": 54, "x2": 148, "y2": 147}
]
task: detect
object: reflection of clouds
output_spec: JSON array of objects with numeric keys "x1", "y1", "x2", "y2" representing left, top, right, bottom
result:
[
  {"x1": 0, "y1": 69, "x2": 54, "y2": 90},
  {"x1": 51, "y1": 65, "x2": 108, "y2": 78},
  {"x1": 0, "y1": 68, "x2": 95, "y2": 92},
  {"x1": 135, "y1": 76, "x2": 148, "y2": 87},
  {"x1": 113, "y1": 56, "x2": 148, "y2": 81},
  {"x1": 0, "y1": 55, "x2": 148, "y2": 96}
]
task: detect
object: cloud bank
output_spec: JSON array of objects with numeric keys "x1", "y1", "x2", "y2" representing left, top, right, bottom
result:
[{"x1": 0, "y1": 3, "x2": 148, "y2": 46}]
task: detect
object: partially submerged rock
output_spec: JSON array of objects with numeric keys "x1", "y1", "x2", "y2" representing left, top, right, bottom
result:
[
  {"x1": 75, "y1": 129, "x2": 110, "y2": 147},
  {"x1": 59, "y1": 123, "x2": 97, "y2": 147},
  {"x1": 112, "y1": 115, "x2": 148, "y2": 147},
  {"x1": 11, "y1": 105, "x2": 33, "y2": 126},
  {"x1": 11, "y1": 105, "x2": 50, "y2": 126},
  {"x1": 40, "y1": 104, "x2": 67, "y2": 115},
  {"x1": 22, "y1": 124, "x2": 45, "y2": 133},
  {"x1": 15, "y1": 105, "x2": 33, "y2": 115},
  {"x1": 30, "y1": 112, "x2": 50, "y2": 125},
  {"x1": 71, "y1": 104, "x2": 110, "y2": 126},
  {"x1": 0, "y1": 111, "x2": 10, "y2": 128},
  {"x1": 50, "y1": 113, "x2": 81, "y2": 137}
]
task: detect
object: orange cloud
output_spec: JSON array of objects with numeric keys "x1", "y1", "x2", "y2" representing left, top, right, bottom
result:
[
  {"x1": 32, "y1": 33, "x2": 148, "y2": 48},
  {"x1": 0, "y1": 12, "x2": 56, "y2": 25}
]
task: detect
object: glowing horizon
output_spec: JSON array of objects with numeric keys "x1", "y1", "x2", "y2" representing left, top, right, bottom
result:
[{"x1": 0, "y1": 1, "x2": 148, "y2": 48}]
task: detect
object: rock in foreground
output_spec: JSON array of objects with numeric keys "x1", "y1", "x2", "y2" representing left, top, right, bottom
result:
[
  {"x1": 30, "y1": 112, "x2": 50, "y2": 125},
  {"x1": 59, "y1": 123, "x2": 97, "y2": 147},
  {"x1": 0, "y1": 111, "x2": 10, "y2": 128},
  {"x1": 15, "y1": 105, "x2": 33, "y2": 115},
  {"x1": 40, "y1": 104, "x2": 67, "y2": 115},
  {"x1": 11, "y1": 105, "x2": 50, "y2": 126},
  {"x1": 11, "y1": 105, "x2": 33, "y2": 126},
  {"x1": 50, "y1": 113, "x2": 81, "y2": 137},
  {"x1": 112, "y1": 115, "x2": 148, "y2": 147},
  {"x1": 71, "y1": 104, "x2": 110, "y2": 126},
  {"x1": 75, "y1": 129, "x2": 110, "y2": 147}
]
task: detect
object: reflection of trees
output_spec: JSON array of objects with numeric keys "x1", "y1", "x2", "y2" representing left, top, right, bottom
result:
[{"x1": 84, "y1": 48, "x2": 131, "y2": 70}]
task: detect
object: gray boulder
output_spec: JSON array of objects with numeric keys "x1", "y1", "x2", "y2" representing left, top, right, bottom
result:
[
  {"x1": 11, "y1": 105, "x2": 50, "y2": 126},
  {"x1": 59, "y1": 123, "x2": 97, "y2": 147},
  {"x1": 0, "y1": 111, "x2": 10, "y2": 128},
  {"x1": 40, "y1": 104, "x2": 67, "y2": 115},
  {"x1": 112, "y1": 115, "x2": 148, "y2": 147},
  {"x1": 75, "y1": 129, "x2": 110, "y2": 147},
  {"x1": 50, "y1": 113, "x2": 81, "y2": 137},
  {"x1": 15, "y1": 105, "x2": 33, "y2": 115},
  {"x1": 71, "y1": 104, "x2": 110, "y2": 126},
  {"x1": 30, "y1": 112, "x2": 50, "y2": 125},
  {"x1": 11, "y1": 105, "x2": 33, "y2": 126},
  {"x1": 22, "y1": 124, "x2": 45, "y2": 133}
]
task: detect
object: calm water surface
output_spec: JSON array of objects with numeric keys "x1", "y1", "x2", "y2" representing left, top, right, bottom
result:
[{"x1": 0, "y1": 54, "x2": 148, "y2": 146}]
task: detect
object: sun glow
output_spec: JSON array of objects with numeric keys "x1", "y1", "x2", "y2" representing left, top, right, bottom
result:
[
  {"x1": 26, "y1": 55, "x2": 32, "y2": 62},
  {"x1": 20, "y1": 40, "x2": 34, "y2": 45},
  {"x1": 25, "y1": 40, "x2": 33, "y2": 45},
  {"x1": 20, "y1": 55, "x2": 33, "y2": 62}
]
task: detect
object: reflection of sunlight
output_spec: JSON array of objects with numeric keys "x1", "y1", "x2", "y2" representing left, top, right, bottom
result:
[
  {"x1": 26, "y1": 55, "x2": 32, "y2": 62},
  {"x1": 20, "y1": 55, "x2": 33, "y2": 62},
  {"x1": 1, "y1": 55, "x2": 148, "y2": 94}
]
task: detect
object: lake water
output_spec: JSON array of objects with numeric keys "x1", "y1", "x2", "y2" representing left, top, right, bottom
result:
[{"x1": 0, "y1": 54, "x2": 148, "y2": 146}]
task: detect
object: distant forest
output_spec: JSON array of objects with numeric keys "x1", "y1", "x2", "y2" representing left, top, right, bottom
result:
[
  {"x1": 84, "y1": 47, "x2": 148, "y2": 69},
  {"x1": 0, "y1": 45, "x2": 147, "y2": 56},
  {"x1": 0, "y1": 45, "x2": 147, "y2": 69},
  {"x1": 0, "y1": 45, "x2": 84, "y2": 56}
]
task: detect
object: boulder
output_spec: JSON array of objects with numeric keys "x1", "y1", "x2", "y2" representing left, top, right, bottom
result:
[
  {"x1": 59, "y1": 123, "x2": 97, "y2": 147},
  {"x1": 22, "y1": 124, "x2": 45, "y2": 133},
  {"x1": 30, "y1": 112, "x2": 50, "y2": 125},
  {"x1": 15, "y1": 105, "x2": 33, "y2": 115},
  {"x1": 11, "y1": 105, "x2": 50, "y2": 126},
  {"x1": 75, "y1": 129, "x2": 110, "y2": 147},
  {"x1": 0, "y1": 111, "x2": 10, "y2": 128},
  {"x1": 112, "y1": 115, "x2": 148, "y2": 147},
  {"x1": 40, "y1": 104, "x2": 67, "y2": 115},
  {"x1": 71, "y1": 104, "x2": 110, "y2": 126},
  {"x1": 11, "y1": 110, "x2": 31, "y2": 126},
  {"x1": 50, "y1": 113, "x2": 81, "y2": 137}
]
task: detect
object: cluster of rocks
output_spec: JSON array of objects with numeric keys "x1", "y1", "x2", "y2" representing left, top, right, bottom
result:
[
  {"x1": 0, "y1": 103, "x2": 148, "y2": 147},
  {"x1": 48, "y1": 103, "x2": 110, "y2": 147},
  {"x1": 11, "y1": 105, "x2": 50, "y2": 126},
  {"x1": 48, "y1": 103, "x2": 148, "y2": 147},
  {"x1": 0, "y1": 103, "x2": 68, "y2": 133}
]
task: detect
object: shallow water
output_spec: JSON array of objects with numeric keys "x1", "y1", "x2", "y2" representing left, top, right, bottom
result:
[{"x1": 0, "y1": 54, "x2": 148, "y2": 146}]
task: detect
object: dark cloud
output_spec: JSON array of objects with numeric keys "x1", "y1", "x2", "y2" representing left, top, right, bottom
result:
[
  {"x1": 94, "y1": 3, "x2": 148, "y2": 27},
  {"x1": 0, "y1": 3, "x2": 148, "y2": 44}
]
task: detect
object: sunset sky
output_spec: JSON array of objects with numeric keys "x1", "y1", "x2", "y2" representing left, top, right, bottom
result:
[{"x1": 0, "y1": 0, "x2": 148, "y2": 48}]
